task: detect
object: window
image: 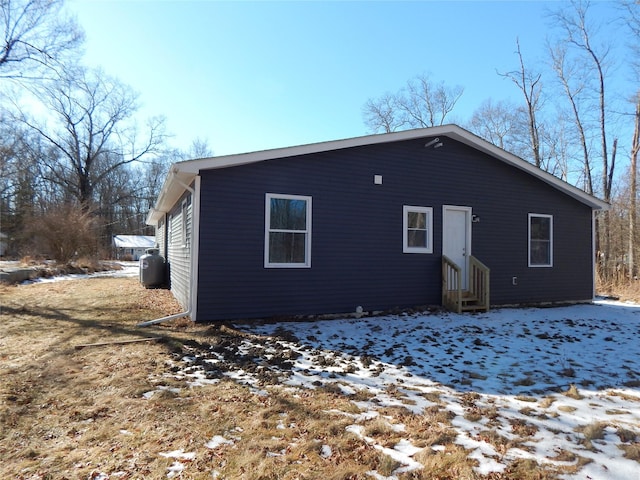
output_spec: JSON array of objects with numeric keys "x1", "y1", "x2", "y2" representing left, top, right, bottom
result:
[
  {"x1": 265, "y1": 193, "x2": 312, "y2": 268},
  {"x1": 181, "y1": 197, "x2": 191, "y2": 246},
  {"x1": 529, "y1": 214, "x2": 553, "y2": 267},
  {"x1": 403, "y1": 206, "x2": 433, "y2": 253}
]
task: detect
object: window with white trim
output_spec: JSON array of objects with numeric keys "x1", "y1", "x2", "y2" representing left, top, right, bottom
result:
[
  {"x1": 265, "y1": 193, "x2": 312, "y2": 268},
  {"x1": 528, "y1": 213, "x2": 553, "y2": 267},
  {"x1": 181, "y1": 196, "x2": 191, "y2": 247},
  {"x1": 403, "y1": 206, "x2": 433, "y2": 253}
]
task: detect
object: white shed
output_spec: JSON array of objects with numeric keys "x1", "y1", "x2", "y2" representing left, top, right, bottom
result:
[{"x1": 113, "y1": 235, "x2": 155, "y2": 260}]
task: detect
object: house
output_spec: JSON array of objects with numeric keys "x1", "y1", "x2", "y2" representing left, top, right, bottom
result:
[
  {"x1": 146, "y1": 125, "x2": 608, "y2": 322},
  {"x1": 112, "y1": 235, "x2": 156, "y2": 260}
]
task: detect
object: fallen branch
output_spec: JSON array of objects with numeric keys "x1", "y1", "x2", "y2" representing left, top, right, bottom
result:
[{"x1": 74, "y1": 337, "x2": 162, "y2": 350}]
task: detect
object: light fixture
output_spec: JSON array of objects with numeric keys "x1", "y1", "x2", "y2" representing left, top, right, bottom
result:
[
  {"x1": 434, "y1": 142, "x2": 443, "y2": 149},
  {"x1": 424, "y1": 137, "x2": 440, "y2": 148}
]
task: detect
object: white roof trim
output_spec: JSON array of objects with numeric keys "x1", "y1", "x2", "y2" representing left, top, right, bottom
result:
[{"x1": 147, "y1": 125, "x2": 607, "y2": 224}]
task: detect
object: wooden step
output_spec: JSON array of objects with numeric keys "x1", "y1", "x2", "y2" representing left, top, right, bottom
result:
[{"x1": 461, "y1": 291, "x2": 478, "y2": 303}]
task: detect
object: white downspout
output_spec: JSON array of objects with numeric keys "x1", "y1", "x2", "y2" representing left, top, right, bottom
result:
[
  {"x1": 138, "y1": 174, "x2": 200, "y2": 327},
  {"x1": 137, "y1": 310, "x2": 191, "y2": 327}
]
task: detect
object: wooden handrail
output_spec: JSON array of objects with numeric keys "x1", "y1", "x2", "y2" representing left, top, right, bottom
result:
[
  {"x1": 468, "y1": 255, "x2": 490, "y2": 312},
  {"x1": 442, "y1": 255, "x2": 462, "y2": 313}
]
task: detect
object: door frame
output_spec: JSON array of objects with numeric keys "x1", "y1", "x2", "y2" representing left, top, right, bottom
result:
[{"x1": 442, "y1": 205, "x2": 473, "y2": 289}]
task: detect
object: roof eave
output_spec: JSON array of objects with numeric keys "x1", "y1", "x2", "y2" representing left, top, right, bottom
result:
[
  {"x1": 148, "y1": 125, "x2": 608, "y2": 220},
  {"x1": 145, "y1": 167, "x2": 197, "y2": 225}
]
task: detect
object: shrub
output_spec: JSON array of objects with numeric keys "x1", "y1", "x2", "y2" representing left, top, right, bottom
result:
[{"x1": 23, "y1": 203, "x2": 99, "y2": 263}]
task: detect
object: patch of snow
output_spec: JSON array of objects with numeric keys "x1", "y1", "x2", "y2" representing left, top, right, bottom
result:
[
  {"x1": 24, "y1": 261, "x2": 139, "y2": 284},
  {"x1": 266, "y1": 449, "x2": 286, "y2": 457},
  {"x1": 366, "y1": 471, "x2": 396, "y2": 480},
  {"x1": 320, "y1": 444, "x2": 332, "y2": 458},
  {"x1": 168, "y1": 301, "x2": 640, "y2": 478},
  {"x1": 142, "y1": 385, "x2": 181, "y2": 399},
  {"x1": 205, "y1": 435, "x2": 234, "y2": 449},
  {"x1": 166, "y1": 461, "x2": 185, "y2": 478},
  {"x1": 159, "y1": 449, "x2": 196, "y2": 460},
  {"x1": 393, "y1": 439, "x2": 422, "y2": 457}
]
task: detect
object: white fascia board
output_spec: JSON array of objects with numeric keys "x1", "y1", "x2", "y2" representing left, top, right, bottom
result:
[
  {"x1": 145, "y1": 167, "x2": 197, "y2": 225},
  {"x1": 163, "y1": 124, "x2": 608, "y2": 212},
  {"x1": 175, "y1": 128, "x2": 450, "y2": 174},
  {"x1": 146, "y1": 208, "x2": 163, "y2": 225}
]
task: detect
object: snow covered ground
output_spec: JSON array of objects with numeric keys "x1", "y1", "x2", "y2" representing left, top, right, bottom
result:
[
  {"x1": 164, "y1": 301, "x2": 640, "y2": 479},
  {"x1": 22, "y1": 261, "x2": 139, "y2": 283}
]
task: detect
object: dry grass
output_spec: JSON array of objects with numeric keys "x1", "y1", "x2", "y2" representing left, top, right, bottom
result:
[
  {"x1": 412, "y1": 445, "x2": 479, "y2": 479},
  {"x1": 0, "y1": 277, "x2": 478, "y2": 479},
  {"x1": 597, "y1": 275, "x2": 640, "y2": 303},
  {"x1": 563, "y1": 384, "x2": 583, "y2": 400},
  {"x1": 0, "y1": 278, "x2": 381, "y2": 479},
  {"x1": 619, "y1": 442, "x2": 640, "y2": 462},
  {"x1": 576, "y1": 422, "x2": 607, "y2": 451},
  {"x1": 0, "y1": 277, "x2": 574, "y2": 479}
]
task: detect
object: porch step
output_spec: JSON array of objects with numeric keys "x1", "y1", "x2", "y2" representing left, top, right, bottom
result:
[
  {"x1": 441, "y1": 255, "x2": 490, "y2": 314},
  {"x1": 460, "y1": 291, "x2": 487, "y2": 312}
]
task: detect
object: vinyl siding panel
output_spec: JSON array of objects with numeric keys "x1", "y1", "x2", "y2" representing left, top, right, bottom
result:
[
  {"x1": 156, "y1": 216, "x2": 166, "y2": 259},
  {"x1": 166, "y1": 193, "x2": 192, "y2": 309},
  {"x1": 196, "y1": 136, "x2": 594, "y2": 321}
]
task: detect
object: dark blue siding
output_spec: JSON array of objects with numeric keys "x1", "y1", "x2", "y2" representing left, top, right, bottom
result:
[{"x1": 196, "y1": 137, "x2": 594, "y2": 321}]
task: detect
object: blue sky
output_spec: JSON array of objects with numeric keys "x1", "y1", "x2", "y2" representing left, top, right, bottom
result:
[{"x1": 67, "y1": 1, "x2": 629, "y2": 157}]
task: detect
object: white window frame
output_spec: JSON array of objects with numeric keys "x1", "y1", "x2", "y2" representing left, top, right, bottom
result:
[
  {"x1": 181, "y1": 197, "x2": 191, "y2": 247},
  {"x1": 528, "y1": 213, "x2": 553, "y2": 267},
  {"x1": 403, "y1": 205, "x2": 433, "y2": 254},
  {"x1": 265, "y1": 193, "x2": 312, "y2": 268}
]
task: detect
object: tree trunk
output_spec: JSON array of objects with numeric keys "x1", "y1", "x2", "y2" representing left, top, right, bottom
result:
[{"x1": 630, "y1": 93, "x2": 640, "y2": 281}]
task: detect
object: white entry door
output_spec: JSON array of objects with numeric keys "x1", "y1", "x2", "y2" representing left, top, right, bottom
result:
[{"x1": 442, "y1": 205, "x2": 472, "y2": 290}]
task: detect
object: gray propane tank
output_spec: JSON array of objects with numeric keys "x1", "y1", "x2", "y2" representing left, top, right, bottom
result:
[{"x1": 139, "y1": 248, "x2": 165, "y2": 288}]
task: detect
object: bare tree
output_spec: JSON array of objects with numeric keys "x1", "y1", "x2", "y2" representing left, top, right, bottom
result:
[
  {"x1": 630, "y1": 94, "x2": 640, "y2": 279},
  {"x1": 498, "y1": 39, "x2": 543, "y2": 168},
  {"x1": 621, "y1": 0, "x2": 640, "y2": 82},
  {"x1": 467, "y1": 96, "x2": 569, "y2": 180},
  {"x1": 17, "y1": 67, "x2": 166, "y2": 207},
  {"x1": 362, "y1": 93, "x2": 403, "y2": 133},
  {"x1": 363, "y1": 73, "x2": 463, "y2": 133},
  {"x1": 188, "y1": 137, "x2": 214, "y2": 159},
  {"x1": 623, "y1": 0, "x2": 640, "y2": 279},
  {"x1": 0, "y1": 0, "x2": 84, "y2": 79},
  {"x1": 550, "y1": 0, "x2": 616, "y2": 276},
  {"x1": 467, "y1": 98, "x2": 520, "y2": 150},
  {"x1": 398, "y1": 74, "x2": 464, "y2": 128},
  {"x1": 549, "y1": 42, "x2": 593, "y2": 194},
  {"x1": 552, "y1": 0, "x2": 613, "y2": 201}
]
